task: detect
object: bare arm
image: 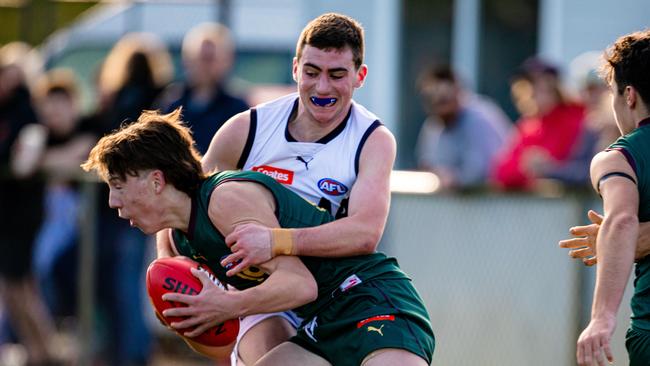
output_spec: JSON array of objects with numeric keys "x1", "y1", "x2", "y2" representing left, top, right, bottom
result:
[
  {"x1": 201, "y1": 111, "x2": 251, "y2": 173},
  {"x1": 155, "y1": 229, "x2": 178, "y2": 258},
  {"x1": 293, "y1": 126, "x2": 395, "y2": 255},
  {"x1": 576, "y1": 150, "x2": 639, "y2": 366},
  {"x1": 211, "y1": 182, "x2": 317, "y2": 314},
  {"x1": 161, "y1": 181, "x2": 317, "y2": 336},
  {"x1": 155, "y1": 111, "x2": 252, "y2": 258},
  {"x1": 221, "y1": 126, "x2": 396, "y2": 275}
]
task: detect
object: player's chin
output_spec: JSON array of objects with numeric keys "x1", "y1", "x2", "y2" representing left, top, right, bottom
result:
[
  {"x1": 309, "y1": 108, "x2": 341, "y2": 124},
  {"x1": 133, "y1": 222, "x2": 158, "y2": 235},
  {"x1": 307, "y1": 102, "x2": 334, "y2": 114}
]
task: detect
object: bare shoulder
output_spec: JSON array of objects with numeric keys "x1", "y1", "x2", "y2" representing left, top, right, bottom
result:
[
  {"x1": 201, "y1": 110, "x2": 252, "y2": 172},
  {"x1": 590, "y1": 150, "x2": 637, "y2": 190},
  {"x1": 366, "y1": 125, "x2": 396, "y2": 147},
  {"x1": 208, "y1": 181, "x2": 276, "y2": 228},
  {"x1": 591, "y1": 150, "x2": 636, "y2": 174},
  {"x1": 219, "y1": 110, "x2": 252, "y2": 138},
  {"x1": 210, "y1": 181, "x2": 273, "y2": 210},
  {"x1": 358, "y1": 125, "x2": 396, "y2": 170}
]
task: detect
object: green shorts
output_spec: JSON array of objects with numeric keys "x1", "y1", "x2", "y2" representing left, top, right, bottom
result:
[
  {"x1": 292, "y1": 278, "x2": 435, "y2": 365},
  {"x1": 626, "y1": 327, "x2": 650, "y2": 366}
]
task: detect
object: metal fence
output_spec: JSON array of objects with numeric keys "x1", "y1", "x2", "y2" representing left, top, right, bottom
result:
[{"x1": 381, "y1": 192, "x2": 634, "y2": 366}]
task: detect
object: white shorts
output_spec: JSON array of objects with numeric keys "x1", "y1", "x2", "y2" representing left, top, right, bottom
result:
[{"x1": 230, "y1": 311, "x2": 302, "y2": 365}]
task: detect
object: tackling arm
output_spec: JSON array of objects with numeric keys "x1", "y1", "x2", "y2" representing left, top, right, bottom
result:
[
  {"x1": 222, "y1": 126, "x2": 396, "y2": 274},
  {"x1": 293, "y1": 126, "x2": 395, "y2": 256},
  {"x1": 161, "y1": 181, "x2": 317, "y2": 335}
]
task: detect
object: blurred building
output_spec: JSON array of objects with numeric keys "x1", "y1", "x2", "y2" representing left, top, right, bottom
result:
[
  {"x1": 9, "y1": 0, "x2": 649, "y2": 166},
  {"x1": 1, "y1": 1, "x2": 647, "y2": 365}
]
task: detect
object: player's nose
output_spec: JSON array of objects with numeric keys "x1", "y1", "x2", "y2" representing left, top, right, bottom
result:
[
  {"x1": 108, "y1": 190, "x2": 122, "y2": 209},
  {"x1": 315, "y1": 74, "x2": 330, "y2": 93}
]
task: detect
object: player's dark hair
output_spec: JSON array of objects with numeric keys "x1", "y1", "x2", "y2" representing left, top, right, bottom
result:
[
  {"x1": 603, "y1": 29, "x2": 650, "y2": 104},
  {"x1": 296, "y1": 13, "x2": 364, "y2": 69},
  {"x1": 82, "y1": 108, "x2": 205, "y2": 195}
]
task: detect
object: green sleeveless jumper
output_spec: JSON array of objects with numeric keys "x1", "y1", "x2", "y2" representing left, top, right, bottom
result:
[{"x1": 172, "y1": 170, "x2": 434, "y2": 365}]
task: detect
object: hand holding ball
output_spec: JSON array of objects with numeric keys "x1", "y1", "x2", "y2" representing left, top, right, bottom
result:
[{"x1": 146, "y1": 256, "x2": 239, "y2": 347}]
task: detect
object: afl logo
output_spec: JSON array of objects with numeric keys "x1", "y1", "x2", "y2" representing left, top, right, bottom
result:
[{"x1": 318, "y1": 178, "x2": 348, "y2": 196}]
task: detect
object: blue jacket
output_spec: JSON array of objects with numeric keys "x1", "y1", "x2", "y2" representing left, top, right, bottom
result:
[{"x1": 165, "y1": 84, "x2": 249, "y2": 154}]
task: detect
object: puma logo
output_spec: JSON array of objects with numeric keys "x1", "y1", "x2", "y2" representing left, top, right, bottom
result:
[
  {"x1": 296, "y1": 156, "x2": 314, "y2": 170},
  {"x1": 367, "y1": 324, "x2": 384, "y2": 336}
]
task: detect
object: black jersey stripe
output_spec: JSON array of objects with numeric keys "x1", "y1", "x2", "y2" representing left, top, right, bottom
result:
[
  {"x1": 354, "y1": 120, "x2": 382, "y2": 175},
  {"x1": 237, "y1": 108, "x2": 257, "y2": 169},
  {"x1": 315, "y1": 105, "x2": 352, "y2": 144},
  {"x1": 597, "y1": 171, "x2": 637, "y2": 194},
  {"x1": 284, "y1": 99, "x2": 352, "y2": 144},
  {"x1": 284, "y1": 98, "x2": 300, "y2": 142}
]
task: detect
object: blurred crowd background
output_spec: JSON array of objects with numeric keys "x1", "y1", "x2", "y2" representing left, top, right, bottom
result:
[{"x1": 0, "y1": 0, "x2": 648, "y2": 365}]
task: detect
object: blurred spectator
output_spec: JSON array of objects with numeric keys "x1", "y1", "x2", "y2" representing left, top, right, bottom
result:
[
  {"x1": 570, "y1": 51, "x2": 620, "y2": 151},
  {"x1": 158, "y1": 22, "x2": 249, "y2": 154},
  {"x1": 415, "y1": 64, "x2": 511, "y2": 190},
  {"x1": 539, "y1": 54, "x2": 620, "y2": 186},
  {"x1": 89, "y1": 32, "x2": 174, "y2": 366},
  {"x1": 0, "y1": 42, "x2": 59, "y2": 365},
  {"x1": 491, "y1": 57, "x2": 586, "y2": 190},
  {"x1": 32, "y1": 69, "x2": 96, "y2": 321},
  {"x1": 97, "y1": 32, "x2": 174, "y2": 134}
]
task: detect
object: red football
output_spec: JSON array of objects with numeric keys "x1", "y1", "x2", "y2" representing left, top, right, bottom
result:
[{"x1": 146, "y1": 256, "x2": 239, "y2": 347}]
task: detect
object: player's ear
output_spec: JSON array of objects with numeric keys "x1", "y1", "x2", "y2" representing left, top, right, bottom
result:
[
  {"x1": 625, "y1": 85, "x2": 637, "y2": 109},
  {"x1": 151, "y1": 170, "x2": 166, "y2": 193},
  {"x1": 292, "y1": 57, "x2": 299, "y2": 83},
  {"x1": 355, "y1": 64, "x2": 368, "y2": 88}
]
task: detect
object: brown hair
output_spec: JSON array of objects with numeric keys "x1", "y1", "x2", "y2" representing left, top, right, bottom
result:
[
  {"x1": 81, "y1": 108, "x2": 205, "y2": 195},
  {"x1": 603, "y1": 29, "x2": 650, "y2": 104},
  {"x1": 296, "y1": 13, "x2": 365, "y2": 69}
]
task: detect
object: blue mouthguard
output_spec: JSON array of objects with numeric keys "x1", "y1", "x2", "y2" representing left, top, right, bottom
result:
[{"x1": 310, "y1": 96, "x2": 337, "y2": 107}]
